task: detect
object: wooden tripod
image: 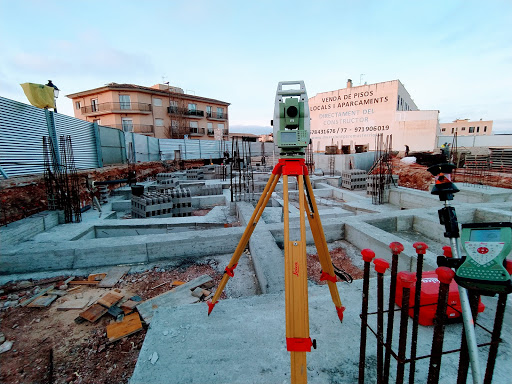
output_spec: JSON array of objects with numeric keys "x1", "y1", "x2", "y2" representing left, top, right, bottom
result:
[{"x1": 207, "y1": 158, "x2": 345, "y2": 383}]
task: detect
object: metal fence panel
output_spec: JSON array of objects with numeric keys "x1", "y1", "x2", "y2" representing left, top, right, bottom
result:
[
  {"x1": 54, "y1": 113, "x2": 99, "y2": 169},
  {"x1": 0, "y1": 96, "x2": 48, "y2": 177},
  {"x1": 99, "y1": 126, "x2": 126, "y2": 165}
]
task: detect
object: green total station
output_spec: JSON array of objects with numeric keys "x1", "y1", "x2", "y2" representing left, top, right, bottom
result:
[{"x1": 456, "y1": 222, "x2": 512, "y2": 295}]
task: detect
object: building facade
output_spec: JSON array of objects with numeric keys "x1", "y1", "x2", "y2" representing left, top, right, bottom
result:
[
  {"x1": 439, "y1": 119, "x2": 493, "y2": 137},
  {"x1": 66, "y1": 83, "x2": 230, "y2": 140},
  {"x1": 308, "y1": 79, "x2": 440, "y2": 153}
]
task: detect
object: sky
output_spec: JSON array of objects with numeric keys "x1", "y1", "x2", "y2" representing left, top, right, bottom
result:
[{"x1": 1, "y1": 0, "x2": 511, "y2": 134}]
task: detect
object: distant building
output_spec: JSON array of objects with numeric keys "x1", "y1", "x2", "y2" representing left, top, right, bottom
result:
[
  {"x1": 439, "y1": 119, "x2": 493, "y2": 137},
  {"x1": 66, "y1": 83, "x2": 230, "y2": 140},
  {"x1": 308, "y1": 79, "x2": 440, "y2": 153},
  {"x1": 258, "y1": 133, "x2": 273, "y2": 143}
]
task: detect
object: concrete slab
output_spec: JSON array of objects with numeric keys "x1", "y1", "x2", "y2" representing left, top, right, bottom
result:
[{"x1": 130, "y1": 280, "x2": 512, "y2": 384}]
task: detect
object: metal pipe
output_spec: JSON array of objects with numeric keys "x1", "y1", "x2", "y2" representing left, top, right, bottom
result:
[
  {"x1": 359, "y1": 249, "x2": 376, "y2": 384},
  {"x1": 483, "y1": 293, "x2": 508, "y2": 384}
]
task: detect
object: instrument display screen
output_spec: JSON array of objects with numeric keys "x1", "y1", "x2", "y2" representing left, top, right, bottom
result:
[{"x1": 469, "y1": 229, "x2": 501, "y2": 242}]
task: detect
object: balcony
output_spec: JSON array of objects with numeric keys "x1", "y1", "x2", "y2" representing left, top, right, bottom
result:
[
  {"x1": 186, "y1": 109, "x2": 204, "y2": 118},
  {"x1": 106, "y1": 124, "x2": 154, "y2": 134},
  {"x1": 206, "y1": 111, "x2": 228, "y2": 120},
  {"x1": 189, "y1": 127, "x2": 205, "y2": 136},
  {"x1": 207, "y1": 129, "x2": 215, "y2": 136},
  {"x1": 82, "y1": 102, "x2": 152, "y2": 116},
  {"x1": 223, "y1": 129, "x2": 229, "y2": 136}
]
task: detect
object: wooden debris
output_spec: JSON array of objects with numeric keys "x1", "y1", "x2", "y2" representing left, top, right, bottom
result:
[
  {"x1": 172, "y1": 280, "x2": 185, "y2": 286},
  {"x1": 48, "y1": 289, "x2": 67, "y2": 297},
  {"x1": 98, "y1": 266, "x2": 130, "y2": 288},
  {"x1": 68, "y1": 280, "x2": 100, "y2": 285},
  {"x1": 66, "y1": 287, "x2": 81, "y2": 292},
  {"x1": 121, "y1": 300, "x2": 138, "y2": 312},
  {"x1": 150, "y1": 281, "x2": 169, "y2": 290},
  {"x1": 106, "y1": 313, "x2": 143, "y2": 342},
  {"x1": 107, "y1": 305, "x2": 124, "y2": 320},
  {"x1": 27, "y1": 294, "x2": 58, "y2": 308},
  {"x1": 88, "y1": 273, "x2": 107, "y2": 282},
  {"x1": 56, "y1": 298, "x2": 90, "y2": 311},
  {"x1": 97, "y1": 291, "x2": 124, "y2": 308},
  {"x1": 79, "y1": 304, "x2": 108, "y2": 322},
  {"x1": 19, "y1": 285, "x2": 55, "y2": 307}
]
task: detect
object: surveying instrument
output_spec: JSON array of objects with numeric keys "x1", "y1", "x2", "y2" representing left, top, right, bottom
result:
[
  {"x1": 207, "y1": 81, "x2": 346, "y2": 383},
  {"x1": 429, "y1": 163, "x2": 512, "y2": 384}
]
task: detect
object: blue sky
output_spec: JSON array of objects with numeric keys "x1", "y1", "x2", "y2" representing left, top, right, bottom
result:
[{"x1": 1, "y1": 0, "x2": 511, "y2": 134}]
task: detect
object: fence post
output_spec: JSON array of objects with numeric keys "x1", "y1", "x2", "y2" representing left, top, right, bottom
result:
[
  {"x1": 132, "y1": 132, "x2": 137, "y2": 162},
  {"x1": 120, "y1": 129, "x2": 127, "y2": 164},
  {"x1": 92, "y1": 122, "x2": 103, "y2": 168},
  {"x1": 199, "y1": 139, "x2": 202, "y2": 158}
]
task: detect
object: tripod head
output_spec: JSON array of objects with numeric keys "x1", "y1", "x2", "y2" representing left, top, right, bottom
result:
[
  {"x1": 427, "y1": 162, "x2": 459, "y2": 201},
  {"x1": 271, "y1": 81, "x2": 310, "y2": 159}
]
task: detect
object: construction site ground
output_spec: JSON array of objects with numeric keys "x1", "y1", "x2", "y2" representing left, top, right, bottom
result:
[{"x1": 1, "y1": 156, "x2": 511, "y2": 384}]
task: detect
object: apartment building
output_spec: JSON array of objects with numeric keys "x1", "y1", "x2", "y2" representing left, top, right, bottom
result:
[
  {"x1": 66, "y1": 83, "x2": 230, "y2": 140},
  {"x1": 439, "y1": 119, "x2": 493, "y2": 136}
]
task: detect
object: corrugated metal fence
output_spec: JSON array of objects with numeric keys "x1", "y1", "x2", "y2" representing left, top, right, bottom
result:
[{"x1": 1, "y1": 96, "x2": 275, "y2": 178}]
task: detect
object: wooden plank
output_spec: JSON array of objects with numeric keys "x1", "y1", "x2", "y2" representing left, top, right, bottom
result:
[
  {"x1": 98, "y1": 266, "x2": 131, "y2": 288},
  {"x1": 120, "y1": 300, "x2": 138, "y2": 311},
  {"x1": 19, "y1": 285, "x2": 55, "y2": 307},
  {"x1": 79, "y1": 303, "x2": 108, "y2": 322},
  {"x1": 97, "y1": 291, "x2": 124, "y2": 308},
  {"x1": 68, "y1": 280, "x2": 100, "y2": 285},
  {"x1": 88, "y1": 273, "x2": 106, "y2": 282},
  {"x1": 57, "y1": 298, "x2": 90, "y2": 311},
  {"x1": 27, "y1": 294, "x2": 58, "y2": 308},
  {"x1": 106, "y1": 313, "x2": 143, "y2": 342}
]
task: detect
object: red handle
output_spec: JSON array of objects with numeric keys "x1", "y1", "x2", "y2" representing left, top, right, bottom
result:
[
  {"x1": 361, "y1": 248, "x2": 376, "y2": 263},
  {"x1": 373, "y1": 258, "x2": 390, "y2": 274}
]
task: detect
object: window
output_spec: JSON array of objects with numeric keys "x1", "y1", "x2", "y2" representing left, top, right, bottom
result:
[
  {"x1": 462, "y1": 127, "x2": 466, "y2": 131},
  {"x1": 441, "y1": 128, "x2": 446, "y2": 132},
  {"x1": 218, "y1": 123, "x2": 225, "y2": 135},
  {"x1": 75, "y1": 101, "x2": 81, "y2": 110},
  {"x1": 206, "y1": 106, "x2": 212, "y2": 117},
  {"x1": 153, "y1": 98, "x2": 162, "y2": 107},
  {"x1": 451, "y1": 128, "x2": 455, "y2": 134},
  {"x1": 207, "y1": 122, "x2": 214, "y2": 135},
  {"x1": 169, "y1": 100, "x2": 178, "y2": 113},
  {"x1": 477, "y1": 126, "x2": 480, "y2": 133},
  {"x1": 91, "y1": 98, "x2": 98, "y2": 112},
  {"x1": 217, "y1": 107, "x2": 224, "y2": 119},
  {"x1": 155, "y1": 118, "x2": 164, "y2": 127},
  {"x1": 188, "y1": 103, "x2": 196, "y2": 112},
  {"x1": 469, "y1": 127, "x2": 475, "y2": 133},
  {"x1": 119, "y1": 95, "x2": 131, "y2": 110},
  {"x1": 122, "y1": 118, "x2": 133, "y2": 132},
  {"x1": 189, "y1": 121, "x2": 199, "y2": 134},
  {"x1": 93, "y1": 119, "x2": 101, "y2": 125},
  {"x1": 484, "y1": 126, "x2": 487, "y2": 132}
]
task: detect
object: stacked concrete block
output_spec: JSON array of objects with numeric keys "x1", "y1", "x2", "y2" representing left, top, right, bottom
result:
[
  {"x1": 201, "y1": 165, "x2": 217, "y2": 180},
  {"x1": 366, "y1": 174, "x2": 398, "y2": 199},
  {"x1": 186, "y1": 169, "x2": 204, "y2": 180},
  {"x1": 201, "y1": 184, "x2": 223, "y2": 196},
  {"x1": 169, "y1": 188, "x2": 193, "y2": 217},
  {"x1": 341, "y1": 169, "x2": 367, "y2": 190},
  {"x1": 156, "y1": 172, "x2": 186, "y2": 183},
  {"x1": 131, "y1": 188, "x2": 193, "y2": 218}
]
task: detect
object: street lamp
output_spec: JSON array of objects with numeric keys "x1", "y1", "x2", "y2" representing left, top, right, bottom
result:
[{"x1": 46, "y1": 80, "x2": 59, "y2": 113}]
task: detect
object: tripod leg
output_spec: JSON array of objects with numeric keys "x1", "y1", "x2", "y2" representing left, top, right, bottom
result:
[
  {"x1": 207, "y1": 172, "x2": 280, "y2": 314},
  {"x1": 284, "y1": 174, "x2": 312, "y2": 384},
  {"x1": 303, "y1": 175, "x2": 345, "y2": 322}
]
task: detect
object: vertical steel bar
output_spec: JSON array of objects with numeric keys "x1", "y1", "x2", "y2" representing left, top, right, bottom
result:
[
  {"x1": 409, "y1": 242, "x2": 428, "y2": 384},
  {"x1": 374, "y1": 258, "x2": 390, "y2": 384},
  {"x1": 359, "y1": 249, "x2": 376, "y2": 384},
  {"x1": 384, "y1": 242, "x2": 404, "y2": 384},
  {"x1": 483, "y1": 293, "x2": 508, "y2": 384},
  {"x1": 427, "y1": 267, "x2": 455, "y2": 384},
  {"x1": 397, "y1": 273, "x2": 416, "y2": 384}
]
